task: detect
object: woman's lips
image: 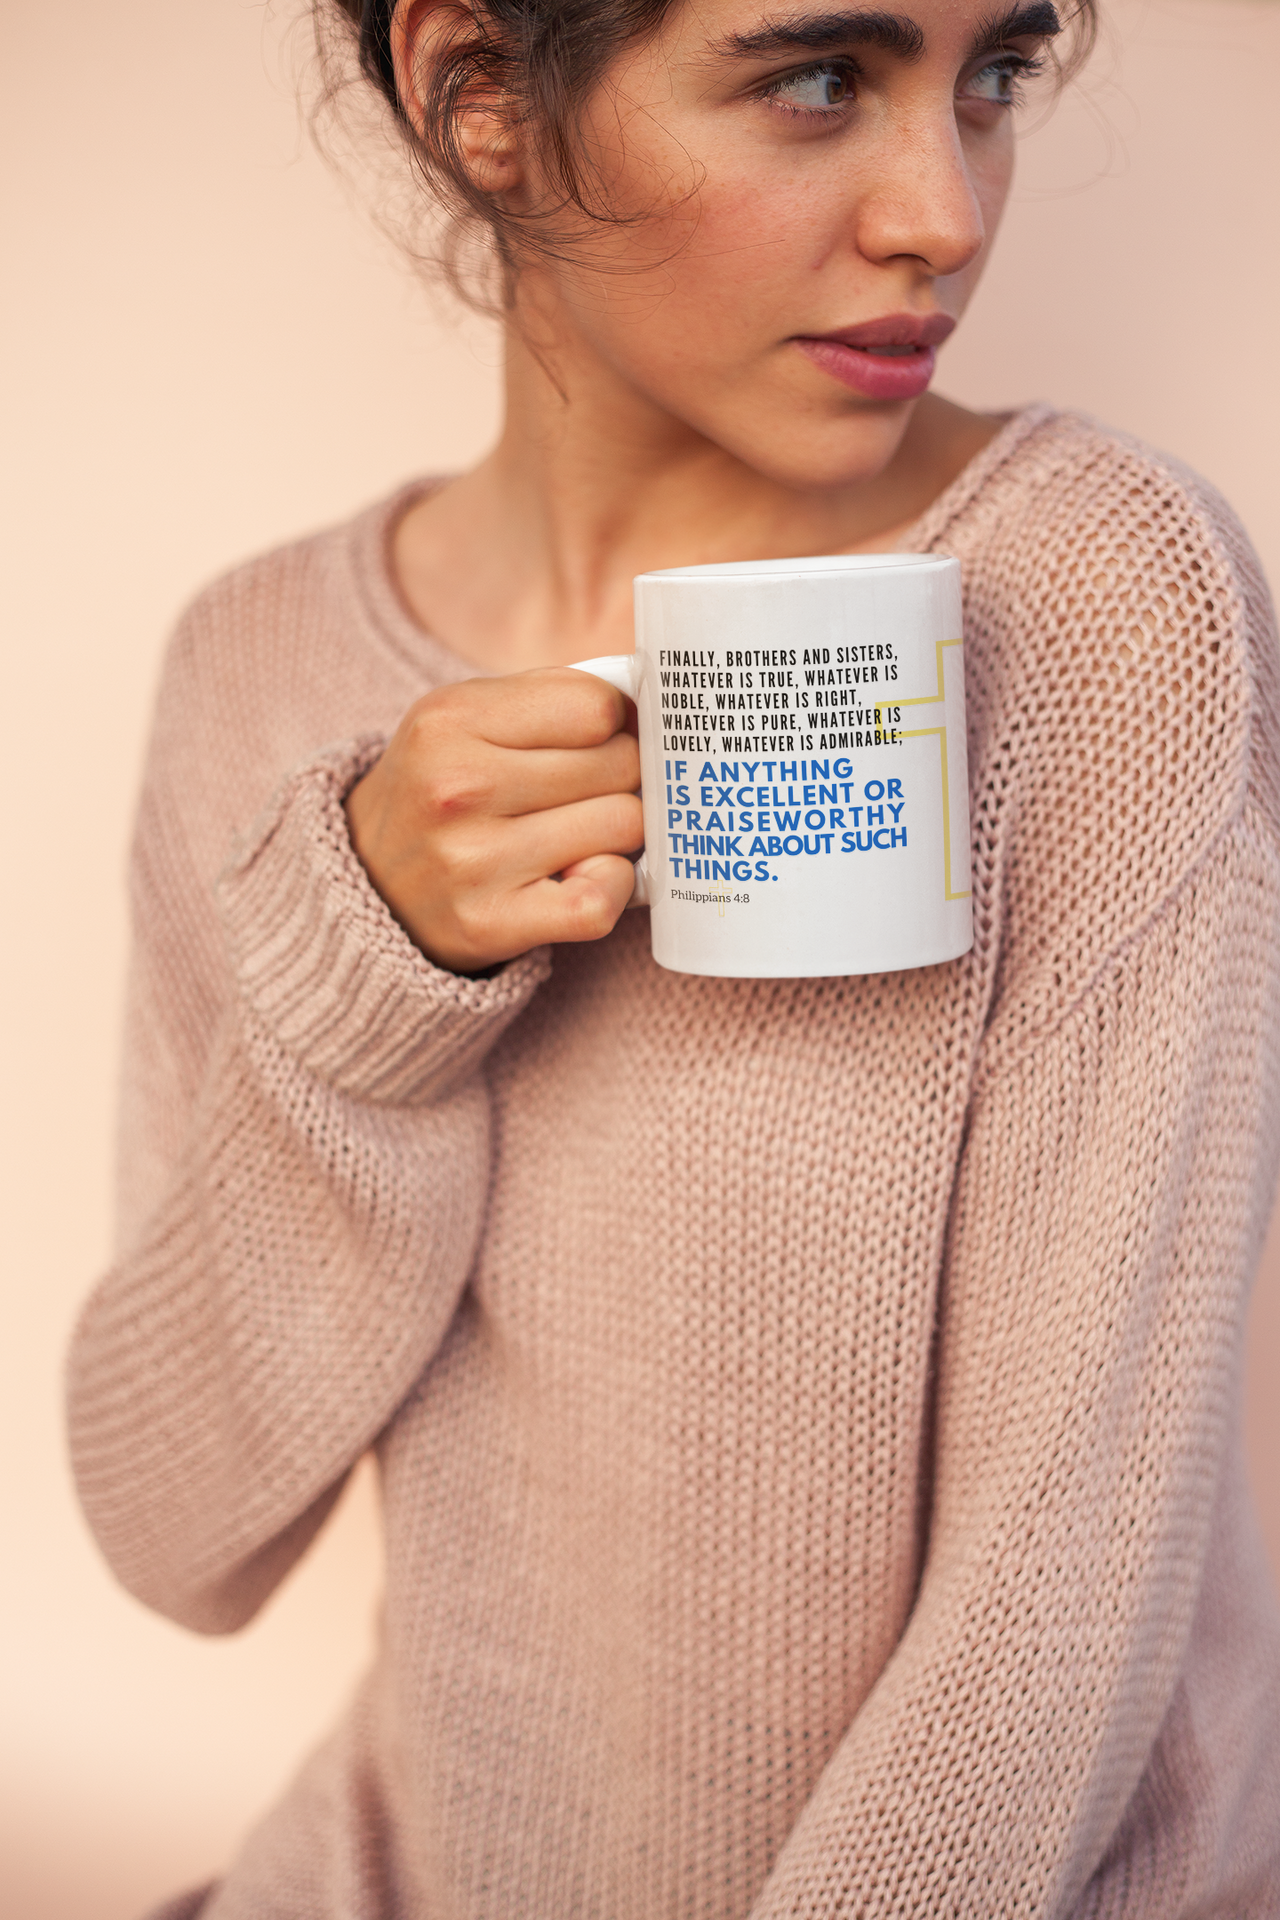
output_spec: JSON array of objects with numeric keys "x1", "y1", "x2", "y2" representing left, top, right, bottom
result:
[
  {"x1": 791, "y1": 315, "x2": 955, "y2": 402},
  {"x1": 794, "y1": 337, "x2": 936, "y2": 400}
]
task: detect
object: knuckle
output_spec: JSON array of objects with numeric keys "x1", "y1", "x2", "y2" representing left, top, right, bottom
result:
[
  {"x1": 564, "y1": 879, "x2": 620, "y2": 942},
  {"x1": 451, "y1": 895, "x2": 501, "y2": 964},
  {"x1": 403, "y1": 686, "x2": 470, "y2": 749},
  {"x1": 588, "y1": 688, "x2": 626, "y2": 741},
  {"x1": 429, "y1": 839, "x2": 467, "y2": 888},
  {"x1": 419, "y1": 766, "x2": 488, "y2": 822},
  {"x1": 399, "y1": 694, "x2": 500, "y2": 825},
  {"x1": 606, "y1": 793, "x2": 644, "y2": 844},
  {"x1": 432, "y1": 829, "x2": 488, "y2": 891},
  {"x1": 562, "y1": 674, "x2": 623, "y2": 742},
  {"x1": 404, "y1": 685, "x2": 459, "y2": 739}
]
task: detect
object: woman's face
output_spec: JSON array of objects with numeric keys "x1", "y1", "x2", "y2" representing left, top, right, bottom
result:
[{"x1": 514, "y1": 0, "x2": 1062, "y2": 487}]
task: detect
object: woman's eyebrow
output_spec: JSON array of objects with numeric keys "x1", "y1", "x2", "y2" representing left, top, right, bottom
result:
[
  {"x1": 709, "y1": 2, "x2": 1062, "y2": 63},
  {"x1": 711, "y1": 10, "x2": 927, "y2": 62},
  {"x1": 966, "y1": 3, "x2": 1062, "y2": 59}
]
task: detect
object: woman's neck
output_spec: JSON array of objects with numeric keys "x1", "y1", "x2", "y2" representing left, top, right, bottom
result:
[{"x1": 392, "y1": 318, "x2": 1002, "y2": 674}]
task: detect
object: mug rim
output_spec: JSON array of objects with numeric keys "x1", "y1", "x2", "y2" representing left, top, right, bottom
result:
[{"x1": 635, "y1": 552, "x2": 956, "y2": 583}]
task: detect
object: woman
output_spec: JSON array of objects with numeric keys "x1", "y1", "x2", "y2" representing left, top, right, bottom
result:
[{"x1": 68, "y1": 0, "x2": 1280, "y2": 1913}]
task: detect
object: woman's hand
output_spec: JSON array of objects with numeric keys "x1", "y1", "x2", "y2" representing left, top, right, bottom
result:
[{"x1": 345, "y1": 668, "x2": 643, "y2": 974}]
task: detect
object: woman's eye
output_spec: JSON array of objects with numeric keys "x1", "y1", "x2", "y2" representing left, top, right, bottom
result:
[
  {"x1": 962, "y1": 57, "x2": 1039, "y2": 105},
  {"x1": 765, "y1": 62, "x2": 854, "y2": 114}
]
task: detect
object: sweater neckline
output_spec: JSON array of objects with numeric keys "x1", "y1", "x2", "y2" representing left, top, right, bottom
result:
[{"x1": 345, "y1": 401, "x2": 1059, "y2": 679}]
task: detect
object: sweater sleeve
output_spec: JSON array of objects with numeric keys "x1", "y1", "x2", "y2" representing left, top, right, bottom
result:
[
  {"x1": 67, "y1": 724, "x2": 550, "y2": 1635},
  {"x1": 748, "y1": 808, "x2": 1280, "y2": 1918}
]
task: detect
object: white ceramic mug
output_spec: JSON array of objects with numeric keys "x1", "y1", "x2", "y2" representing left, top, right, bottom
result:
[{"x1": 570, "y1": 553, "x2": 971, "y2": 979}]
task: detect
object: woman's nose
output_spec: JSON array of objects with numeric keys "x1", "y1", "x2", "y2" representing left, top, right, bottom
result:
[{"x1": 851, "y1": 115, "x2": 987, "y2": 279}]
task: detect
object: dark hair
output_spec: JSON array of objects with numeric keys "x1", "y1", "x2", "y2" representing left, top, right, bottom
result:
[{"x1": 326, "y1": 0, "x2": 1098, "y2": 307}]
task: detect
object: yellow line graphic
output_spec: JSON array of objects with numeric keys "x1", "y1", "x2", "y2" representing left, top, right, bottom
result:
[{"x1": 875, "y1": 638, "x2": 970, "y2": 902}]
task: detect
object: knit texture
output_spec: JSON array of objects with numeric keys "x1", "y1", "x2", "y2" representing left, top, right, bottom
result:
[{"x1": 68, "y1": 407, "x2": 1280, "y2": 1918}]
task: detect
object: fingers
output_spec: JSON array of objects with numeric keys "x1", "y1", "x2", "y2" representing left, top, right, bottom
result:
[
  {"x1": 487, "y1": 790, "x2": 644, "y2": 882},
  {"x1": 427, "y1": 668, "x2": 632, "y2": 753},
  {"x1": 471, "y1": 856, "x2": 640, "y2": 966},
  {"x1": 400, "y1": 678, "x2": 640, "y2": 820},
  {"x1": 415, "y1": 828, "x2": 642, "y2": 975},
  {"x1": 428, "y1": 790, "x2": 643, "y2": 901},
  {"x1": 462, "y1": 737, "x2": 641, "y2": 820},
  {"x1": 346, "y1": 667, "x2": 646, "y2": 975}
]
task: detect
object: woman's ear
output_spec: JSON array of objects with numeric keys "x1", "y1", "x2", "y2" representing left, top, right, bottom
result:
[{"x1": 391, "y1": 0, "x2": 523, "y2": 197}]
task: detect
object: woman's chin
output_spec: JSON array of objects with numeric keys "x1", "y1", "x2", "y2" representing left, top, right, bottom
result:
[{"x1": 701, "y1": 408, "x2": 919, "y2": 497}]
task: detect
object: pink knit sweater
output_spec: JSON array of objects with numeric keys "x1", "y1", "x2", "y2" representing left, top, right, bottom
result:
[{"x1": 69, "y1": 407, "x2": 1280, "y2": 1917}]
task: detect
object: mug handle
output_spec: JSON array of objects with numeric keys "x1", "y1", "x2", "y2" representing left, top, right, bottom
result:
[{"x1": 566, "y1": 653, "x2": 650, "y2": 908}]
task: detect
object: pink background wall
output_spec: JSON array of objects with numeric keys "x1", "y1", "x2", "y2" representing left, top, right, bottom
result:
[{"x1": 3, "y1": 3, "x2": 1277, "y2": 1915}]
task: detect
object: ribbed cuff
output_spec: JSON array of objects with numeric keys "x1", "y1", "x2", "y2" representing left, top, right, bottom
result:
[{"x1": 218, "y1": 738, "x2": 551, "y2": 1106}]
